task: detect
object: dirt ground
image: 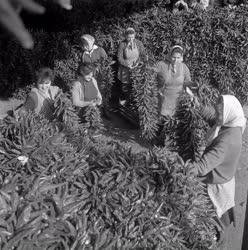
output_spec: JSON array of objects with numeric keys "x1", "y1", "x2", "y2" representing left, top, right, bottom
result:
[{"x1": 1, "y1": 98, "x2": 248, "y2": 250}]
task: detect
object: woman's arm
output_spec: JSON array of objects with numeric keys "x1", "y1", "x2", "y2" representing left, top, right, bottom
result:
[
  {"x1": 148, "y1": 61, "x2": 164, "y2": 73},
  {"x1": 191, "y1": 137, "x2": 227, "y2": 176},
  {"x1": 137, "y1": 40, "x2": 147, "y2": 60},
  {"x1": 92, "y1": 78, "x2": 102, "y2": 105},
  {"x1": 100, "y1": 47, "x2": 108, "y2": 60},
  {"x1": 183, "y1": 63, "x2": 192, "y2": 86},
  {"x1": 18, "y1": 92, "x2": 38, "y2": 117},
  {"x1": 71, "y1": 82, "x2": 93, "y2": 108},
  {"x1": 117, "y1": 42, "x2": 129, "y2": 67},
  {"x1": 22, "y1": 92, "x2": 38, "y2": 111},
  {"x1": 183, "y1": 63, "x2": 198, "y2": 102}
]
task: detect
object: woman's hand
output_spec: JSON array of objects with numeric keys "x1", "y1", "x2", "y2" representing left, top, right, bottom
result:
[
  {"x1": 158, "y1": 87, "x2": 165, "y2": 97},
  {"x1": 95, "y1": 97, "x2": 102, "y2": 106},
  {"x1": 88, "y1": 100, "x2": 96, "y2": 107},
  {"x1": 90, "y1": 97, "x2": 102, "y2": 107},
  {"x1": 0, "y1": 0, "x2": 72, "y2": 49}
]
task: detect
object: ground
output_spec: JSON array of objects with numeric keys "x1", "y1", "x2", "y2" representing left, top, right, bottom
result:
[{"x1": 0, "y1": 98, "x2": 248, "y2": 250}]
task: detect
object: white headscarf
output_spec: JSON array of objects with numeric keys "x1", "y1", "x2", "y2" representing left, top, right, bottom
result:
[{"x1": 206, "y1": 95, "x2": 246, "y2": 145}]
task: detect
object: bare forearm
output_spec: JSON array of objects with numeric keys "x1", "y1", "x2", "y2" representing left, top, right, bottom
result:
[{"x1": 73, "y1": 100, "x2": 92, "y2": 108}]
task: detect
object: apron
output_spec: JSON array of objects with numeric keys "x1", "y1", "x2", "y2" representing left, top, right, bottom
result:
[
  {"x1": 118, "y1": 43, "x2": 140, "y2": 85},
  {"x1": 159, "y1": 63, "x2": 184, "y2": 116}
]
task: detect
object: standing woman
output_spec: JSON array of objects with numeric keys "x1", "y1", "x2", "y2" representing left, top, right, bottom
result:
[
  {"x1": 20, "y1": 67, "x2": 60, "y2": 121},
  {"x1": 153, "y1": 44, "x2": 192, "y2": 117},
  {"x1": 80, "y1": 34, "x2": 108, "y2": 76},
  {"x1": 190, "y1": 95, "x2": 246, "y2": 248},
  {"x1": 117, "y1": 27, "x2": 147, "y2": 104}
]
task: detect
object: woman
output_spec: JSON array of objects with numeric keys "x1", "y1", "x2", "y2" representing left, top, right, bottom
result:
[
  {"x1": 71, "y1": 64, "x2": 102, "y2": 109},
  {"x1": 117, "y1": 27, "x2": 147, "y2": 104},
  {"x1": 20, "y1": 67, "x2": 60, "y2": 120},
  {"x1": 190, "y1": 95, "x2": 246, "y2": 248},
  {"x1": 80, "y1": 34, "x2": 107, "y2": 75},
  {"x1": 153, "y1": 44, "x2": 192, "y2": 117}
]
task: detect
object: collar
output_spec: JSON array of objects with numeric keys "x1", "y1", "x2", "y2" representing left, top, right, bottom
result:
[{"x1": 84, "y1": 45, "x2": 98, "y2": 56}]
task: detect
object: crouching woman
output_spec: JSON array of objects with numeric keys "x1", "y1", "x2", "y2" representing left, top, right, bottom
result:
[
  {"x1": 71, "y1": 64, "x2": 102, "y2": 112},
  {"x1": 20, "y1": 67, "x2": 60, "y2": 121},
  {"x1": 190, "y1": 95, "x2": 246, "y2": 248}
]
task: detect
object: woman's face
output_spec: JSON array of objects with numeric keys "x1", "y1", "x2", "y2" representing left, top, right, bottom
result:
[
  {"x1": 82, "y1": 40, "x2": 93, "y2": 52},
  {"x1": 171, "y1": 52, "x2": 183, "y2": 65},
  {"x1": 126, "y1": 33, "x2": 135, "y2": 43},
  {"x1": 38, "y1": 78, "x2": 51, "y2": 92},
  {"x1": 83, "y1": 72, "x2": 93, "y2": 82},
  {"x1": 215, "y1": 99, "x2": 224, "y2": 126}
]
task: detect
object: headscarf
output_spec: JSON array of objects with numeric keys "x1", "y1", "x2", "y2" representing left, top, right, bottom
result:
[
  {"x1": 170, "y1": 45, "x2": 184, "y2": 55},
  {"x1": 125, "y1": 27, "x2": 136, "y2": 50},
  {"x1": 168, "y1": 45, "x2": 184, "y2": 73},
  {"x1": 81, "y1": 34, "x2": 97, "y2": 52},
  {"x1": 206, "y1": 95, "x2": 246, "y2": 145}
]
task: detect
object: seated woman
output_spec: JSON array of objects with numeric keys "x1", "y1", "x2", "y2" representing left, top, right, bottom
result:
[
  {"x1": 117, "y1": 27, "x2": 147, "y2": 105},
  {"x1": 153, "y1": 44, "x2": 192, "y2": 117},
  {"x1": 20, "y1": 67, "x2": 60, "y2": 120},
  {"x1": 190, "y1": 95, "x2": 246, "y2": 248},
  {"x1": 80, "y1": 34, "x2": 107, "y2": 76},
  {"x1": 71, "y1": 64, "x2": 102, "y2": 110}
]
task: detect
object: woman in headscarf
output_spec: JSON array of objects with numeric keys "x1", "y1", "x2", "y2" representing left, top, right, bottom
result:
[
  {"x1": 71, "y1": 64, "x2": 102, "y2": 109},
  {"x1": 117, "y1": 27, "x2": 147, "y2": 105},
  {"x1": 20, "y1": 67, "x2": 60, "y2": 121},
  {"x1": 190, "y1": 95, "x2": 246, "y2": 248},
  {"x1": 153, "y1": 44, "x2": 192, "y2": 117},
  {"x1": 80, "y1": 34, "x2": 107, "y2": 76}
]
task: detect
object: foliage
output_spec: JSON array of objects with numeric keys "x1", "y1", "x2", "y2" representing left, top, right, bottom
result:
[
  {"x1": 172, "y1": 93, "x2": 208, "y2": 161},
  {"x1": 95, "y1": 58, "x2": 116, "y2": 110},
  {"x1": 0, "y1": 113, "x2": 91, "y2": 249},
  {"x1": 82, "y1": 105, "x2": 103, "y2": 133},
  {"x1": 130, "y1": 63, "x2": 159, "y2": 140},
  {"x1": 53, "y1": 91, "x2": 81, "y2": 131},
  {"x1": 52, "y1": 91, "x2": 103, "y2": 140},
  {"x1": 0, "y1": 114, "x2": 217, "y2": 249},
  {"x1": 156, "y1": 92, "x2": 209, "y2": 161},
  {"x1": 53, "y1": 46, "x2": 81, "y2": 92}
]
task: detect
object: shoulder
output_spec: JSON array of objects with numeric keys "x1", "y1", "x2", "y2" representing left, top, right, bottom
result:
[
  {"x1": 118, "y1": 40, "x2": 127, "y2": 48},
  {"x1": 157, "y1": 61, "x2": 168, "y2": 69},
  {"x1": 219, "y1": 127, "x2": 242, "y2": 141},
  {"x1": 29, "y1": 88, "x2": 39, "y2": 98},
  {"x1": 98, "y1": 47, "x2": 107, "y2": 57},
  {"x1": 95, "y1": 46, "x2": 104, "y2": 53},
  {"x1": 30, "y1": 87, "x2": 38, "y2": 93},
  {"x1": 97, "y1": 46, "x2": 105, "y2": 52},
  {"x1": 23, "y1": 90, "x2": 38, "y2": 109},
  {"x1": 182, "y1": 63, "x2": 190, "y2": 71},
  {"x1": 135, "y1": 39, "x2": 142, "y2": 44},
  {"x1": 211, "y1": 127, "x2": 242, "y2": 151},
  {"x1": 92, "y1": 77, "x2": 98, "y2": 85},
  {"x1": 71, "y1": 81, "x2": 82, "y2": 89},
  {"x1": 135, "y1": 39, "x2": 144, "y2": 47}
]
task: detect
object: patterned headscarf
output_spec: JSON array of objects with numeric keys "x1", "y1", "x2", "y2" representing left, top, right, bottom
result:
[{"x1": 81, "y1": 34, "x2": 95, "y2": 51}]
